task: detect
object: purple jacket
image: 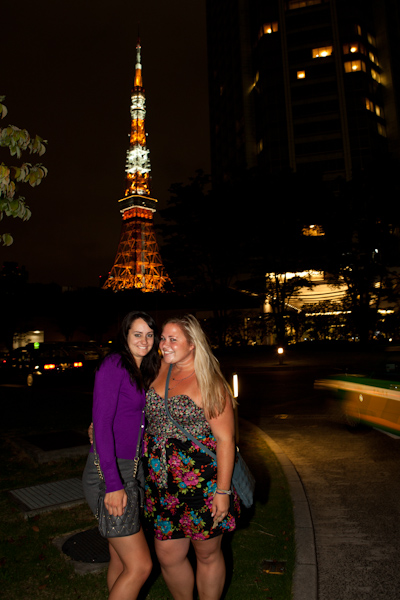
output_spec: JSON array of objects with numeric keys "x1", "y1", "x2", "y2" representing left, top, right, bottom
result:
[{"x1": 92, "y1": 353, "x2": 145, "y2": 493}]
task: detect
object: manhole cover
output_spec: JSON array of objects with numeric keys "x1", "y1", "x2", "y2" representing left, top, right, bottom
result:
[{"x1": 62, "y1": 527, "x2": 110, "y2": 563}]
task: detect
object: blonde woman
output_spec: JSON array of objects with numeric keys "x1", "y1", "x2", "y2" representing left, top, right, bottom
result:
[{"x1": 144, "y1": 315, "x2": 240, "y2": 600}]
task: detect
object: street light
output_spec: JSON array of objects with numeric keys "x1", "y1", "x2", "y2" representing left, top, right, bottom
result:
[
  {"x1": 232, "y1": 373, "x2": 239, "y2": 399},
  {"x1": 233, "y1": 373, "x2": 239, "y2": 442},
  {"x1": 277, "y1": 346, "x2": 284, "y2": 365}
]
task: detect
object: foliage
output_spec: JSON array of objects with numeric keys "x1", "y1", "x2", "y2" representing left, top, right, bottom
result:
[
  {"x1": 231, "y1": 169, "x2": 328, "y2": 342},
  {"x1": 159, "y1": 171, "x2": 252, "y2": 344},
  {"x1": 265, "y1": 272, "x2": 314, "y2": 342},
  {"x1": 0, "y1": 96, "x2": 47, "y2": 246},
  {"x1": 159, "y1": 169, "x2": 329, "y2": 344},
  {"x1": 322, "y1": 163, "x2": 400, "y2": 341},
  {"x1": 291, "y1": 300, "x2": 349, "y2": 342},
  {"x1": 159, "y1": 171, "x2": 245, "y2": 293}
]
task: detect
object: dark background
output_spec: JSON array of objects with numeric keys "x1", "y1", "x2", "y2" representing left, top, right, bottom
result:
[{"x1": 1, "y1": 0, "x2": 209, "y2": 287}]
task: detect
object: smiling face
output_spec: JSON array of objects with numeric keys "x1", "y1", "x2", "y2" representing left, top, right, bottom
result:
[
  {"x1": 160, "y1": 322, "x2": 195, "y2": 367},
  {"x1": 127, "y1": 318, "x2": 155, "y2": 366}
]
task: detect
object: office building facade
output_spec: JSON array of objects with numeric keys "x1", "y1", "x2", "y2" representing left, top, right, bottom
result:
[{"x1": 206, "y1": 0, "x2": 400, "y2": 184}]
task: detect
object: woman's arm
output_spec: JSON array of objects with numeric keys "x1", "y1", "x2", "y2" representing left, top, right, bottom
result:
[
  {"x1": 208, "y1": 396, "x2": 236, "y2": 523},
  {"x1": 93, "y1": 356, "x2": 124, "y2": 494}
]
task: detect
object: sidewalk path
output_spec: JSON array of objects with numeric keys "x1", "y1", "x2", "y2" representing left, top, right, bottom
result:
[{"x1": 240, "y1": 419, "x2": 317, "y2": 600}]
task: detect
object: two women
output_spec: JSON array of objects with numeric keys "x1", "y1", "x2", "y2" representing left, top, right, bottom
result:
[{"x1": 84, "y1": 312, "x2": 239, "y2": 600}]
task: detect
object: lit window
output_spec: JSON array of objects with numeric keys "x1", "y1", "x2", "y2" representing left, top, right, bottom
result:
[
  {"x1": 343, "y1": 42, "x2": 366, "y2": 55},
  {"x1": 345, "y1": 43, "x2": 358, "y2": 54},
  {"x1": 297, "y1": 70, "x2": 306, "y2": 79},
  {"x1": 377, "y1": 123, "x2": 386, "y2": 137},
  {"x1": 356, "y1": 24, "x2": 362, "y2": 36},
  {"x1": 375, "y1": 105, "x2": 381, "y2": 117},
  {"x1": 257, "y1": 140, "x2": 264, "y2": 153},
  {"x1": 369, "y1": 52, "x2": 379, "y2": 65},
  {"x1": 288, "y1": 0, "x2": 321, "y2": 8},
  {"x1": 371, "y1": 69, "x2": 381, "y2": 83},
  {"x1": 344, "y1": 60, "x2": 366, "y2": 73},
  {"x1": 302, "y1": 225, "x2": 325, "y2": 237},
  {"x1": 260, "y1": 22, "x2": 278, "y2": 36},
  {"x1": 367, "y1": 33, "x2": 376, "y2": 47},
  {"x1": 250, "y1": 71, "x2": 259, "y2": 92},
  {"x1": 312, "y1": 46, "x2": 333, "y2": 58},
  {"x1": 365, "y1": 98, "x2": 374, "y2": 111}
]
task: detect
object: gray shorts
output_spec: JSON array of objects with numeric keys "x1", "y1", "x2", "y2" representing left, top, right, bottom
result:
[{"x1": 82, "y1": 453, "x2": 142, "y2": 516}]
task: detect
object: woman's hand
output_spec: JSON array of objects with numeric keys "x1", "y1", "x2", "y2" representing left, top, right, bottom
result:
[
  {"x1": 104, "y1": 489, "x2": 127, "y2": 517},
  {"x1": 208, "y1": 392, "x2": 236, "y2": 529},
  {"x1": 88, "y1": 422, "x2": 93, "y2": 444},
  {"x1": 211, "y1": 491, "x2": 231, "y2": 528}
]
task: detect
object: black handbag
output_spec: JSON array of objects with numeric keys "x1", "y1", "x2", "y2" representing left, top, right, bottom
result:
[
  {"x1": 93, "y1": 411, "x2": 144, "y2": 538},
  {"x1": 164, "y1": 366, "x2": 255, "y2": 508}
]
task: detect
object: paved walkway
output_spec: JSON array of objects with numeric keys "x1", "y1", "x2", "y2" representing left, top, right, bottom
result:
[{"x1": 242, "y1": 421, "x2": 317, "y2": 600}]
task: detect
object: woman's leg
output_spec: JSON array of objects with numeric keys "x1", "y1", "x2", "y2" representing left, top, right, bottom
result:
[
  {"x1": 154, "y1": 537, "x2": 194, "y2": 600},
  {"x1": 107, "y1": 542, "x2": 123, "y2": 592},
  {"x1": 192, "y1": 535, "x2": 225, "y2": 600},
  {"x1": 107, "y1": 528, "x2": 152, "y2": 600}
]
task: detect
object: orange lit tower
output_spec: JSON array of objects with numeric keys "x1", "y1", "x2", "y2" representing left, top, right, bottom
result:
[{"x1": 103, "y1": 39, "x2": 171, "y2": 292}]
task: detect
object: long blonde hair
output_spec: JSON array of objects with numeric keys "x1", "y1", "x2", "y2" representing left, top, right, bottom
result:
[{"x1": 164, "y1": 315, "x2": 237, "y2": 419}]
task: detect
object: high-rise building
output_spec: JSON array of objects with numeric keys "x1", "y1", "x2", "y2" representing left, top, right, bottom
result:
[
  {"x1": 206, "y1": 0, "x2": 400, "y2": 184},
  {"x1": 103, "y1": 39, "x2": 171, "y2": 292}
]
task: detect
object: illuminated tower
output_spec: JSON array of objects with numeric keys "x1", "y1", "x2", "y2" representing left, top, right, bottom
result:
[{"x1": 103, "y1": 39, "x2": 171, "y2": 292}]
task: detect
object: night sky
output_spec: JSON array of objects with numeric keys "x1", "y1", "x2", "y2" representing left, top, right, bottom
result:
[{"x1": 1, "y1": 0, "x2": 210, "y2": 288}]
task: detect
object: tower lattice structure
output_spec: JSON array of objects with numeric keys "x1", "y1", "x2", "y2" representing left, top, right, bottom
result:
[{"x1": 103, "y1": 40, "x2": 171, "y2": 292}]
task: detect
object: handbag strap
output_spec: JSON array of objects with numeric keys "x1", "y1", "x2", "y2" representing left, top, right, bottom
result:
[
  {"x1": 164, "y1": 364, "x2": 217, "y2": 461},
  {"x1": 93, "y1": 409, "x2": 144, "y2": 481}
]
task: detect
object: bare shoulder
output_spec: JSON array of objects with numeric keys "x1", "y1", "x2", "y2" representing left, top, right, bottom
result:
[{"x1": 151, "y1": 359, "x2": 170, "y2": 393}]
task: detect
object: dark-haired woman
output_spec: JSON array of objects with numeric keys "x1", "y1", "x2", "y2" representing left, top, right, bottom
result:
[{"x1": 82, "y1": 311, "x2": 160, "y2": 600}]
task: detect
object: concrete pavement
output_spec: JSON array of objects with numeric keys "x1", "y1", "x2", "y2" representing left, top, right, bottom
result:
[{"x1": 241, "y1": 419, "x2": 317, "y2": 600}]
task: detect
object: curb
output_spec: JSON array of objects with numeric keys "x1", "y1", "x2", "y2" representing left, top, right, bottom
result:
[{"x1": 246, "y1": 423, "x2": 318, "y2": 600}]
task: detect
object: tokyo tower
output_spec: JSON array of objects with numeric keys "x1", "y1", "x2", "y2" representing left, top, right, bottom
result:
[{"x1": 103, "y1": 39, "x2": 172, "y2": 292}]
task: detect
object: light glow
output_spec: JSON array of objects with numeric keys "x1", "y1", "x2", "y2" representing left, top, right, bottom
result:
[
  {"x1": 371, "y1": 69, "x2": 381, "y2": 83},
  {"x1": 124, "y1": 41, "x2": 152, "y2": 197},
  {"x1": 312, "y1": 46, "x2": 333, "y2": 58},
  {"x1": 232, "y1": 374, "x2": 239, "y2": 398},
  {"x1": 103, "y1": 39, "x2": 172, "y2": 293},
  {"x1": 344, "y1": 60, "x2": 366, "y2": 73}
]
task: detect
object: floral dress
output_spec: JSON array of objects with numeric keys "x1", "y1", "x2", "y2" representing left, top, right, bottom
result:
[{"x1": 143, "y1": 387, "x2": 240, "y2": 540}]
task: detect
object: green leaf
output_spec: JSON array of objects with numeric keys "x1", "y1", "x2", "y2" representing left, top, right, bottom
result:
[
  {"x1": 9, "y1": 199, "x2": 19, "y2": 212},
  {"x1": 1, "y1": 233, "x2": 13, "y2": 246},
  {"x1": 0, "y1": 102, "x2": 8, "y2": 119}
]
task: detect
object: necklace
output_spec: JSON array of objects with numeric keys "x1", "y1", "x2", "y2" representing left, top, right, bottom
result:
[{"x1": 168, "y1": 370, "x2": 195, "y2": 391}]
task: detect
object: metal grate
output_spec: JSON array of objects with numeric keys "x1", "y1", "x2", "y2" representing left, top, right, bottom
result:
[{"x1": 8, "y1": 478, "x2": 85, "y2": 517}]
